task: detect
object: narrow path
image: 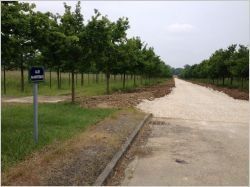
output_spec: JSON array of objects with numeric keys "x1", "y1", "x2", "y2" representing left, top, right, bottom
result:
[
  {"x1": 120, "y1": 78, "x2": 249, "y2": 186},
  {"x1": 1, "y1": 95, "x2": 70, "y2": 103}
]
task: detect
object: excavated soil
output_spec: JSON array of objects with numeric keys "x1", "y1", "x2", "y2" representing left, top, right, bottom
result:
[
  {"x1": 188, "y1": 80, "x2": 249, "y2": 100},
  {"x1": 77, "y1": 79, "x2": 175, "y2": 108}
]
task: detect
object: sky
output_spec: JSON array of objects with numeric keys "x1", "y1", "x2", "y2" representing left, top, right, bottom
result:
[{"x1": 29, "y1": 1, "x2": 249, "y2": 68}]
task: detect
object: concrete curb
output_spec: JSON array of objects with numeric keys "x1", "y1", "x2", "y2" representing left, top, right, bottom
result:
[{"x1": 94, "y1": 113, "x2": 153, "y2": 186}]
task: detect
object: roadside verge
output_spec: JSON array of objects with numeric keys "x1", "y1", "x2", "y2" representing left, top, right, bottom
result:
[
  {"x1": 2, "y1": 109, "x2": 152, "y2": 186},
  {"x1": 94, "y1": 113, "x2": 152, "y2": 186}
]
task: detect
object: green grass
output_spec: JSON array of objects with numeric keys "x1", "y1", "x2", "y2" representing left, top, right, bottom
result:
[
  {"x1": 1, "y1": 103, "x2": 117, "y2": 171},
  {"x1": 190, "y1": 78, "x2": 249, "y2": 91},
  {"x1": 1, "y1": 71, "x2": 167, "y2": 97}
]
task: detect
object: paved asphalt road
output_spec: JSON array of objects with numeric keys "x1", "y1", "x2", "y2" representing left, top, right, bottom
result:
[{"x1": 122, "y1": 78, "x2": 249, "y2": 186}]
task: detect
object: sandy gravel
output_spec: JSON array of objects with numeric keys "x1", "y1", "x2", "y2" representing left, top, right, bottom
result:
[{"x1": 137, "y1": 78, "x2": 249, "y2": 123}]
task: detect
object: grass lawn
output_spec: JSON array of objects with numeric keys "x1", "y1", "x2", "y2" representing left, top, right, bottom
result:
[
  {"x1": 1, "y1": 103, "x2": 117, "y2": 171},
  {"x1": 1, "y1": 70, "x2": 166, "y2": 97}
]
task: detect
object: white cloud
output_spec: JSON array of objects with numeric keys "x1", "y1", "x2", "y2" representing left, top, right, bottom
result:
[{"x1": 167, "y1": 23, "x2": 195, "y2": 33}]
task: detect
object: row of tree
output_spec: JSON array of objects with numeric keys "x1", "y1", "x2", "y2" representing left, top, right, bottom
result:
[
  {"x1": 1, "y1": 1, "x2": 172, "y2": 102},
  {"x1": 180, "y1": 44, "x2": 249, "y2": 88}
]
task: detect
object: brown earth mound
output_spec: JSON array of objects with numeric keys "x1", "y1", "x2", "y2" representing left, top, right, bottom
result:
[
  {"x1": 77, "y1": 79, "x2": 175, "y2": 108},
  {"x1": 188, "y1": 81, "x2": 249, "y2": 100}
]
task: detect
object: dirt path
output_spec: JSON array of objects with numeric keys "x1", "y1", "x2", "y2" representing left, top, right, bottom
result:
[
  {"x1": 109, "y1": 78, "x2": 249, "y2": 186},
  {"x1": 1, "y1": 95, "x2": 70, "y2": 103}
]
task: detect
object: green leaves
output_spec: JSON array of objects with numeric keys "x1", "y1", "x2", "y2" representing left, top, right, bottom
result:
[
  {"x1": 180, "y1": 44, "x2": 249, "y2": 80},
  {"x1": 2, "y1": 1, "x2": 173, "y2": 96}
]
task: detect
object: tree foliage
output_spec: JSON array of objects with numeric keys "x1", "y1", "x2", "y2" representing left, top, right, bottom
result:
[
  {"x1": 1, "y1": 1, "x2": 172, "y2": 101},
  {"x1": 180, "y1": 44, "x2": 249, "y2": 88}
]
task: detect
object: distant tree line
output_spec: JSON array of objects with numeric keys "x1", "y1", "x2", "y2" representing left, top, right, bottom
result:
[
  {"x1": 1, "y1": 1, "x2": 172, "y2": 102},
  {"x1": 180, "y1": 44, "x2": 249, "y2": 88}
]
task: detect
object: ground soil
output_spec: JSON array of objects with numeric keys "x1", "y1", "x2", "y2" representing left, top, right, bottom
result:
[
  {"x1": 188, "y1": 80, "x2": 249, "y2": 100},
  {"x1": 77, "y1": 79, "x2": 175, "y2": 108},
  {"x1": 1, "y1": 109, "x2": 146, "y2": 186}
]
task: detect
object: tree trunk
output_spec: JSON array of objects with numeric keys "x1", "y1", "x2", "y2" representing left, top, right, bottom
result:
[
  {"x1": 222, "y1": 77, "x2": 225, "y2": 86},
  {"x1": 57, "y1": 67, "x2": 60, "y2": 89},
  {"x1": 123, "y1": 73, "x2": 126, "y2": 89},
  {"x1": 81, "y1": 73, "x2": 84, "y2": 86},
  {"x1": 95, "y1": 73, "x2": 98, "y2": 83},
  {"x1": 49, "y1": 69, "x2": 52, "y2": 88},
  {"x1": 20, "y1": 61, "x2": 24, "y2": 92},
  {"x1": 76, "y1": 73, "x2": 78, "y2": 86},
  {"x1": 230, "y1": 77, "x2": 233, "y2": 85},
  {"x1": 69, "y1": 73, "x2": 71, "y2": 86},
  {"x1": 88, "y1": 73, "x2": 90, "y2": 84},
  {"x1": 212, "y1": 78, "x2": 214, "y2": 84},
  {"x1": 140, "y1": 75, "x2": 143, "y2": 85},
  {"x1": 130, "y1": 74, "x2": 132, "y2": 80},
  {"x1": 133, "y1": 74, "x2": 136, "y2": 86},
  {"x1": 241, "y1": 77, "x2": 244, "y2": 88},
  {"x1": 59, "y1": 71, "x2": 62, "y2": 88},
  {"x1": 106, "y1": 71, "x2": 110, "y2": 94},
  {"x1": 120, "y1": 74, "x2": 122, "y2": 80},
  {"x1": 3, "y1": 64, "x2": 6, "y2": 94},
  {"x1": 71, "y1": 70, "x2": 75, "y2": 103}
]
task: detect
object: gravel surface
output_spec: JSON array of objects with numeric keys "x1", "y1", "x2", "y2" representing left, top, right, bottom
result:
[
  {"x1": 114, "y1": 78, "x2": 249, "y2": 186},
  {"x1": 137, "y1": 78, "x2": 249, "y2": 123}
]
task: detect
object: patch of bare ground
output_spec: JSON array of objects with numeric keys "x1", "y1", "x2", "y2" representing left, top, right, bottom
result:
[
  {"x1": 188, "y1": 80, "x2": 249, "y2": 100},
  {"x1": 77, "y1": 79, "x2": 175, "y2": 108},
  {"x1": 1, "y1": 109, "x2": 146, "y2": 186},
  {"x1": 106, "y1": 120, "x2": 152, "y2": 186}
]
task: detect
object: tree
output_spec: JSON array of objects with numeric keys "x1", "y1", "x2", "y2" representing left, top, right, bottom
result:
[
  {"x1": 1, "y1": 1, "x2": 36, "y2": 92},
  {"x1": 180, "y1": 44, "x2": 249, "y2": 89},
  {"x1": 86, "y1": 10, "x2": 129, "y2": 94},
  {"x1": 60, "y1": 2, "x2": 84, "y2": 103}
]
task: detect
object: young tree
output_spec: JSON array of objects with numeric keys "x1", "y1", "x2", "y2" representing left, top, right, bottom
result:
[
  {"x1": 60, "y1": 2, "x2": 84, "y2": 103},
  {"x1": 86, "y1": 10, "x2": 129, "y2": 94},
  {"x1": 2, "y1": 2, "x2": 36, "y2": 92}
]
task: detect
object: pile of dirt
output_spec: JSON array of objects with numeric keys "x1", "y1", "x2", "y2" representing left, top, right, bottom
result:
[
  {"x1": 2, "y1": 110, "x2": 147, "y2": 186},
  {"x1": 77, "y1": 79, "x2": 175, "y2": 108},
  {"x1": 189, "y1": 81, "x2": 249, "y2": 100}
]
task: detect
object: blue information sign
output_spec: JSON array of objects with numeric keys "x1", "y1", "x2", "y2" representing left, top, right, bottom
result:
[{"x1": 30, "y1": 67, "x2": 44, "y2": 82}]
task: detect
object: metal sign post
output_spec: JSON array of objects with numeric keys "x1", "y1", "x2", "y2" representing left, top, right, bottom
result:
[
  {"x1": 29, "y1": 67, "x2": 44, "y2": 144},
  {"x1": 33, "y1": 82, "x2": 38, "y2": 143}
]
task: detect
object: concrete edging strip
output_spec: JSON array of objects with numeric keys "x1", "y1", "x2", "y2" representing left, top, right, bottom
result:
[{"x1": 94, "y1": 113, "x2": 153, "y2": 186}]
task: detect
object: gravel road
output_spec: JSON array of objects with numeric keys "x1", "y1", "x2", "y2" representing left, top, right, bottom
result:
[
  {"x1": 137, "y1": 78, "x2": 249, "y2": 123},
  {"x1": 120, "y1": 78, "x2": 249, "y2": 186}
]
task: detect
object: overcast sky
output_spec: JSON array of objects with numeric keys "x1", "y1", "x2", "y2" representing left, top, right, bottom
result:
[{"x1": 29, "y1": 1, "x2": 249, "y2": 68}]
